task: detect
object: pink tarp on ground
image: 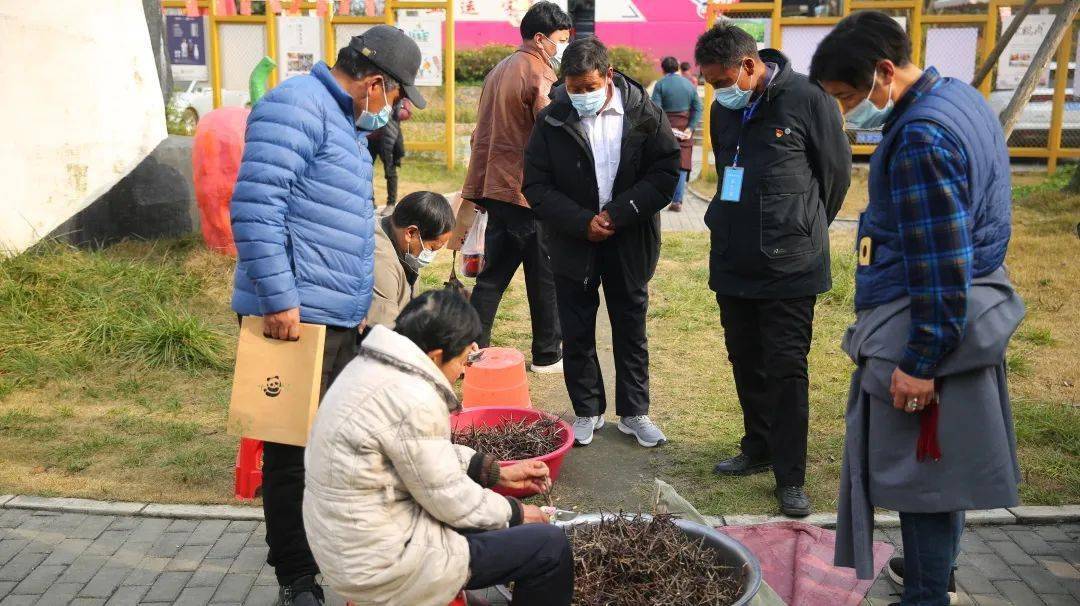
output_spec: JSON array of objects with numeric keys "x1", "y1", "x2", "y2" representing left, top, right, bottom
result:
[{"x1": 719, "y1": 522, "x2": 895, "y2": 606}]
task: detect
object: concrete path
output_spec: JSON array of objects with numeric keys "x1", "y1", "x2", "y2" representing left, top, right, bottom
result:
[{"x1": 1, "y1": 505, "x2": 1078, "y2": 605}]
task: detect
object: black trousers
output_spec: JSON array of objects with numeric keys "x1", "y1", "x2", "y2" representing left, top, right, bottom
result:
[
  {"x1": 373, "y1": 125, "x2": 403, "y2": 207},
  {"x1": 464, "y1": 524, "x2": 574, "y2": 606},
  {"x1": 469, "y1": 200, "x2": 562, "y2": 366},
  {"x1": 261, "y1": 324, "x2": 358, "y2": 586},
  {"x1": 555, "y1": 242, "x2": 650, "y2": 418},
  {"x1": 716, "y1": 295, "x2": 815, "y2": 487}
]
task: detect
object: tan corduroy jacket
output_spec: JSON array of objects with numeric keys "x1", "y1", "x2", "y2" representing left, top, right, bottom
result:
[
  {"x1": 368, "y1": 218, "x2": 416, "y2": 328},
  {"x1": 461, "y1": 43, "x2": 556, "y2": 207}
]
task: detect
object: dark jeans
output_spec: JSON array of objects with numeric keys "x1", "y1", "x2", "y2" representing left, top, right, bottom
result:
[
  {"x1": 464, "y1": 524, "x2": 574, "y2": 606},
  {"x1": 469, "y1": 200, "x2": 562, "y2": 366},
  {"x1": 555, "y1": 242, "x2": 650, "y2": 418},
  {"x1": 261, "y1": 324, "x2": 358, "y2": 586},
  {"x1": 716, "y1": 295, "x2": 816, "y2": 487},
  {"x1": 899, "y1": 511, "x2": 965, "y2": 606}
]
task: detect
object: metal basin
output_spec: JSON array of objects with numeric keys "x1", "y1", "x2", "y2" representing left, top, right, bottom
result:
[{"x1": 557, "y1": 513, "x2": 763, "y2": 606}]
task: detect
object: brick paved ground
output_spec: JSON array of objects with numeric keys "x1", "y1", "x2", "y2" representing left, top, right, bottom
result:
[{"x1": 1, "y1": 507, "x2": 1077, "y2": 605}]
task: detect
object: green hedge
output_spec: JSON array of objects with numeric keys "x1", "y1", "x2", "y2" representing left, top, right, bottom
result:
[
  {"x1": 456, "y1": 45, "x2": 516, "y2": 84},
  {"x1": 455, "y1": 43, "x2": 660, "y2": 86}
]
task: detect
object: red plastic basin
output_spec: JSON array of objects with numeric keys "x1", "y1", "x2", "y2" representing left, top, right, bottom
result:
[{"x1": 450, "y1": 406, "x2": 574, "y2": 498}]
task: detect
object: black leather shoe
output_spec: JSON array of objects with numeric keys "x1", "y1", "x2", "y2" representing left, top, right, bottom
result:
[
  {"x1": 775, "y1": 485, "x2": 812, "y2": 517},
  {"x1": 712, "y1": 453, "x2": 772, "y2": 476},
  {"x1": 278, "y1": 575, "x2": 325, "y2": 606}
]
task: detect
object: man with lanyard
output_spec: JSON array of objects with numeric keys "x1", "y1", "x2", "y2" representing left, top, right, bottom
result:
[{"x1": 695, "y1": 23, "x2": 850, "y2": 516}]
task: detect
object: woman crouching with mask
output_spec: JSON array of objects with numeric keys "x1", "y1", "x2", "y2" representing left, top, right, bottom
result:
[{"x1": 304, "y1": 290, "x2": 574, "y2": 606}]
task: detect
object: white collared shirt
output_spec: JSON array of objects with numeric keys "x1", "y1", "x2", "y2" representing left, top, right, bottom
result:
[{"x1": 580, "y1": 85, "x2": 624, "y2": 210}]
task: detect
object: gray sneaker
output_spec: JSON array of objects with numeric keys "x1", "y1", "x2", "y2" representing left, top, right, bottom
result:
[
  {"x1": 572, "y1": 415, "x2": 605, "y2": 446},
  {"x1": 618, "y1": 415, "x2": 667, "y2": 447}
]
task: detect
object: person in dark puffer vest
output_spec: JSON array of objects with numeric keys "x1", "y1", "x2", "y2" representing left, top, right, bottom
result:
[{"x1": 812, "y1": 12, "x2": 1022, "y2": 606}]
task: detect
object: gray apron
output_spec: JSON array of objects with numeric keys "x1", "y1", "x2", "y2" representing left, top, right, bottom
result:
[{"x1": 835, "y1": 267, "x2": 1025, "y2": 579}]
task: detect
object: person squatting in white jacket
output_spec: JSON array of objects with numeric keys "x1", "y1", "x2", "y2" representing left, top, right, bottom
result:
[{"x1": 303, "y1": 290, "x2": 575, "y2": 606}]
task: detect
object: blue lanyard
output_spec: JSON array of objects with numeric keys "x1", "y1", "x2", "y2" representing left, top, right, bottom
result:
[{"x1": 731, "y1": 97, "x2": 763, "y2": 168}]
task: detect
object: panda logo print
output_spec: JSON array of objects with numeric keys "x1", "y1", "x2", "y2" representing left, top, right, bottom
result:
[{"x1": 263, "y1": 376, "x2": 282, "y2": 398}]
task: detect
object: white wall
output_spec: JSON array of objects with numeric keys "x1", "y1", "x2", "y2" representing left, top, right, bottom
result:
[{"x1": 0, "y1": 1, "x2": 167, "y2": 255}]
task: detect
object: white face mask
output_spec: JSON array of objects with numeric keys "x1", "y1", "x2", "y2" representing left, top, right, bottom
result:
[
  {"x1": 404, "y1": 232, "x2": 438, "y2": 270},
  {"x1": 845, "y1": 72, "x2": 894, "y2": 130},
  {"x1": 541, "y1": 35, "x2": 568, "y2": 67}
]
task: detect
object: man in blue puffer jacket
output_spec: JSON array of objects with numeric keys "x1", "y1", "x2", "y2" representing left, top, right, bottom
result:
[{"x1": 229, "y1": 25, "x2": 425, "y2": 606}]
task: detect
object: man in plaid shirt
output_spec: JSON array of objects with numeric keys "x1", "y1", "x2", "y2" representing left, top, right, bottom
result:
[
  {"x1": 884, "y1": 66, "x2": 976, "y2": 380},
  {"x1": 813, "y1": 11, "x2": 1016, "y2": 606}
]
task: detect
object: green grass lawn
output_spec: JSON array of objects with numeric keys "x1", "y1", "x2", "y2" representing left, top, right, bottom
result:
[{"x1": 1, "y1": 173, "x2": 1077, "y2": 510}]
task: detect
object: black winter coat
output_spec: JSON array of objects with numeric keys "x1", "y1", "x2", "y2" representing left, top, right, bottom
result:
[
  {"x1": 523, "y1": 73, "x2": 680, "y2": 287},
  {"x1": 706, "y1": 50, "x2": 851, "y2": 299}
]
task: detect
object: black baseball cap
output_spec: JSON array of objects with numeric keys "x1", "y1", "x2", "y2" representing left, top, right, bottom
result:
[{"x1": 348, "y1": 25, "x2": 427, "y2": 109}]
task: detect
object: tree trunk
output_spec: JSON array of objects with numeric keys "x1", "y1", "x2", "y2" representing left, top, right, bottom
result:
[
  {"x1": 999, "y1": 0, "x2": 1080, "y2": 138},
  {"x1": 141, "y1": 0, "x2": 172, "y2": 107}
]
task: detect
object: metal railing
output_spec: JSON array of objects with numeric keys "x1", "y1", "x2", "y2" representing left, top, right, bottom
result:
[
  {"x1": 701, "y1": 0, "x2": 1079, "y2": 176},
  {"x1": 162, "y1": 0, "x2": 457, "y2": 168}
]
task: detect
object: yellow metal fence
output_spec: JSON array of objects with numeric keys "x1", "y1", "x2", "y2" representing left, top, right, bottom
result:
[
  {"x1": 702, "y1": 0, "x2": 1079, "y2": 175},
  {"x1": 162, "y1": 0, "x2": 457, "y2": 168}
]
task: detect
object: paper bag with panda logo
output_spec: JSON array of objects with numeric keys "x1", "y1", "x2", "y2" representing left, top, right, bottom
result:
[{"x1": 227, "y1": 316, "x2": 326, "y2": 446}]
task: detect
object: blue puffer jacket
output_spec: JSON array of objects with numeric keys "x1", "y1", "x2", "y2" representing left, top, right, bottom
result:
[{"x1": 230, "y1": 62, "x2": 376, "y2": 328}]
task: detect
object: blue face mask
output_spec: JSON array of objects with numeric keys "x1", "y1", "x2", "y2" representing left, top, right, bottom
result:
[
  {"x1": 356, "y1": 82, "x2": 392, "y2": 131},
  {"x1": 845, "y1": 74, "x2": 893, "y2": 130},
  {"x1": 569, "y1": 81, "x2": 609, "y2": 118},
  {"x1": 713, "y1": 64, "x2": 752, "y2": 110}
]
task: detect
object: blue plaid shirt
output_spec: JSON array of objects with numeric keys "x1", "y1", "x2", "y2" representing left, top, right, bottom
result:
[{"x1": 883, "y1": 68, "x2": 974, "y2": 379}]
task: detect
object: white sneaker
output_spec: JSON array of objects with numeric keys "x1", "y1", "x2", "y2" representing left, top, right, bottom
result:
[
  {"x1": 618, "y1": 415, "x2": 667, "y2": 448},
  {"x1": 529, "y1": 358, "x2": 564, "y2": 374},
  {"x1": 572, "y1": 415, "x2": 605, "y2": 446}
]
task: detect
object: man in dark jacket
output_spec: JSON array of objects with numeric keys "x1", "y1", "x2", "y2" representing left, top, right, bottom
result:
[
  {"x1": 696, "y1": 23, "x2": 851, "y2": 516},
  {"x1": 523, "y1": 37, "x2": 680, "y2": 449}
]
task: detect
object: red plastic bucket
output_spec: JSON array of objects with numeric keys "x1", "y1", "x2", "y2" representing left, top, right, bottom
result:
[
  {"x1": 462, "y1": 347, "x2": 531, "y2": 409},
  {"x1": 450, "y1": 407, "x2": 574, "y2": 498}
]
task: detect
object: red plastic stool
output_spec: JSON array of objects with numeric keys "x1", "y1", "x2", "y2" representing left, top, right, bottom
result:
[
  {"x1": 234, "y1": 438, "x2": 263, "y2": 500},
  {"x1": 347, "y1": 594, "x2": 467, "y2": 606}
]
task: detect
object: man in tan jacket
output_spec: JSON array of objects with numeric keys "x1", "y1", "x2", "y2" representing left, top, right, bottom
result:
[
  {"x1": 368, "y1": 191, "x2": 455, "y2": 327},
  {"x1": 462, "y1": 1, "x2": 571, "y2": 374}
]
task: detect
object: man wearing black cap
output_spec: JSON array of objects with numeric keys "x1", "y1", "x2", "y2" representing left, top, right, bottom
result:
[{"x1": 229, "y1": 25, "x2": 424, "y2": 606}]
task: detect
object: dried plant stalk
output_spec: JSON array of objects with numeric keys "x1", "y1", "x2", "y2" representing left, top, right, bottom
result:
[
  {"x1": 567, "y1": 513, "x2": 743, "y2": 606},
  {"x1": 451, "y1": 416, "x2": 565, "y2": 461}
]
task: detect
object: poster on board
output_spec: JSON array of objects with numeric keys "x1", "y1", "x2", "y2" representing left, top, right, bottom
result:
[
  {"x1": 996, "y1": 13, "x2": 1053, "y2": 90},
  {"x1": 1073, "y1": 30, "x2": 1080, "y2": 92},
  {"x1": 456, "y1": 0, "x2": 567, "y2": 23},
  {"x1": 925, "y1": 27, "x2": 978, "y2": 82},
  {"x1": 278, "y1": 15, "x2": 323, "y2": 80},
  {"x1": 166, "y1": 15, "x2": 208, "y2": 81},
  {"x1": 782, "y1": 26, "x2": 832, "y2": 76},
  {"x1": 398, "y1": 15, "x2": 443, "y2": 86},
  {"x1": 723, "y1": 18, "x2": 771, "y2": 49}
]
